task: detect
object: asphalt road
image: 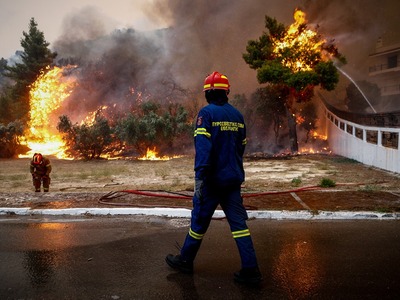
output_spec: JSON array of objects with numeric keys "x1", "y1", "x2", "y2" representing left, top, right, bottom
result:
[{"x1": 0, "y1": 216, "x2": 399, "y2": 299}]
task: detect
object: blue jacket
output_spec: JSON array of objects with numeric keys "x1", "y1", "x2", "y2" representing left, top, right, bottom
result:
[{"x1": 194, "y1": 102, "x2": 246, "y2": 186}]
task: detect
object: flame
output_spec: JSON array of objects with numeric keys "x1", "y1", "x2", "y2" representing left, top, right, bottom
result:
[
  {"x1": 299, "y1": 147, "x2": 331, "y2": 154},
  {"x1": 299, "y1": 129, "x2": 330, "y2": 154},
  {"x1": 138, "y1": 147, "x2": 183, "y2": 161},
  {"x1": 19, "y1": 65, "x2": 77, "y2": 159},
  {"x1": 311, "y1": 130, "x2": 327, "y2": 141},
  {"x1": 80, "y1": 106, "x2": 108, "y2": 126},
  {"x1": 273, "y1": 9, "x2": 325, "y2": 72}
]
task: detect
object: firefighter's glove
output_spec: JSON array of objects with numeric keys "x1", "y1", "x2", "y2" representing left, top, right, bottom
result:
[{"x1": 194, "y1": 179, "x2": 203, "y2": 200}]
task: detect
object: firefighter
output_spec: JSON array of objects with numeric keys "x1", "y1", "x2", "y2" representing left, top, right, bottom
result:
[
  {"x1": 165, "y1": 72, "x2": 262, "y2": 284},
  {"x1": 30, "y1": 153, "x2": 52, "y2": 192}
]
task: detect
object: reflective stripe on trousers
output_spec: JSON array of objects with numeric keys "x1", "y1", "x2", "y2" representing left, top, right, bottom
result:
[{"x1": 180, "y1": 184, "x2": 258, "y2": 268}]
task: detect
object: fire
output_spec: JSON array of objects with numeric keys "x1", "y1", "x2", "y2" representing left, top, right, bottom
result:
[
  {"x1": 296, "y1": 115, "x2": 305, "y2": 125},
  {"x1": 273, "y1": 9, "x2": 325, "y2": 72},
  {"x1": 311, "y1": 130, "x2": 327, "y2": 141},
  {"x1": 138, "y1": 147, "x2": 183, "y2": 161},
  {"x1": 19, "y1": 65, "x2": 77, "y2": 159},
  {"x1": 299, "y1": 130, "x2": 329, "y2": 154},
  {"x1": 81, "y1": 106, "x2": 108, "y2": 126}
]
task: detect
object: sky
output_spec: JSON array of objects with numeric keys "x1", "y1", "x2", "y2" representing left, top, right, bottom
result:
[
  {"x1": 1, "y1": 0, "x2": 399, "y2": 95},
  {"x1": 0, "y1": 0, "x2": 162, "y2": 59}
]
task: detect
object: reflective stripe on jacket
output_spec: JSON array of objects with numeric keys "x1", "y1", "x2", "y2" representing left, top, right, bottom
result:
[{"x1": 194, "y1": 102, "x2": 246, "y2": 186}]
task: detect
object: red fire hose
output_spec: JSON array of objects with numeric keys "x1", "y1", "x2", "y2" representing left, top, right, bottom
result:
[{"x1": 98, "y1": 185, "x2": 327, "y2": 209}]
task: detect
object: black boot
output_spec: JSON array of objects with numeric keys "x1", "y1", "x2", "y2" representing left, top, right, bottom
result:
[
  {"x1": 234, "y1": 267, "x2": 262, "y2": 285},
  {"x1": 165, "y1": 254, "x2": 193, "y2": 274}
]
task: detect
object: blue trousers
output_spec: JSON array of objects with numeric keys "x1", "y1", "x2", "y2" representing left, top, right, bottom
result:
[{"x1": 180, "y1": 184, "x2": 258, "y2": 269}]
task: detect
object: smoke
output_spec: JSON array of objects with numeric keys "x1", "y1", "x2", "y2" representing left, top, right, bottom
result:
[
  {"x1": 53, "y1": 0, "x2": 301, "y2": 119},
  {"x1": 52, "y1": 0, "x2": 398, "y2": 123},
  {"x1": 303, "y1": 0, "x2": 400, "y2": 78}
]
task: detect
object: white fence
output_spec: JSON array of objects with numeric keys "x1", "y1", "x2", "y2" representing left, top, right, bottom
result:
[{"x1": 324, "y1": 106, "x2": 400, "y2": 174}]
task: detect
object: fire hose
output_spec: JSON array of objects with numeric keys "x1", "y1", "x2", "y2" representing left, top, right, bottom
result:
[{"x1": 98, "y1": 182, "x2": 377, "y2": 209}]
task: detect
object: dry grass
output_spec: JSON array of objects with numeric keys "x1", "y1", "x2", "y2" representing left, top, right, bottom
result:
[
  {"x1": 1, "y1": 154, "x2": 399, "y2": 194},
  {"x1": 1, "y1": 154, "x2": 400, "y2": 211}
]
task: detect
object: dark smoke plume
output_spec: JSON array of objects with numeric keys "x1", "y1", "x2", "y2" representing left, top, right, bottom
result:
[{"x1": 53, "y1": 0, "x2": 399, "y2": 124}]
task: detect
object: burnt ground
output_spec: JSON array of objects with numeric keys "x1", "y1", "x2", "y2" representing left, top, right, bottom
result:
[{"x1": 1, "y1": 154, "x2": 400, "y2": 213}]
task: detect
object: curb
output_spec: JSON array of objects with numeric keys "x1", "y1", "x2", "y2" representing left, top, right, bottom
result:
[{"x1": 1, "y1": 207, "x2": 399, "y2": 220}]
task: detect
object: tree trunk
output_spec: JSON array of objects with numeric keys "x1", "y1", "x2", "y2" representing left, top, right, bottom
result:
[{"x1": 286, "y1": 106, "x2": 298, "y2": 153}]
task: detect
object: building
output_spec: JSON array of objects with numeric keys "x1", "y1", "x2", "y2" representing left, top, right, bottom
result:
[{"x1": 368, "y1": 39, "x2": 400, "y2": 112}]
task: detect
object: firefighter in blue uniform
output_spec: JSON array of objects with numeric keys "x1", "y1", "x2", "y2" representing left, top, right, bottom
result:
[{"x1": 166, "y1": 71, "x2": 262, "y2": 284}]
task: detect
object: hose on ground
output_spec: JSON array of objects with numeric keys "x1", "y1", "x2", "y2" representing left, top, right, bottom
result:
[{"x1": 98, "y1": 181, "x2": 382, "y2": 209}]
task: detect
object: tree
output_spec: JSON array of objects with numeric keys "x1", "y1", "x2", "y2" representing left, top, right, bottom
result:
[
  {"x1": 297, "y1": 101, "x2": 318, "y2": 143},
  {"x1": 57, "y1": 114, "x2": 114, "y2": 160},
  {"x1": 4, "y1": 18, "x2": 57, "y2": 123},
  {"x1": 0, "y1": 120, "x2": 24, "y2": 158},
  {"x1": 251, "y1": 85, "x2": 288, "y2": 145},
  {"x1": 115, "y1": 101, "x2": 192, "y2": 156},
  {"x1": 243, "y1": 9, "x2": 346, "y2": 152},
  {"x1": 0, "y1": 58, "x2": 8, "y2": 86},
  {"x1": 230, "y1": 93, "x2": 257, "y2": 133}
]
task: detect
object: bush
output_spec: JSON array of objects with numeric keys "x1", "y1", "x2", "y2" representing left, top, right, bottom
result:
[
  {"x1": 115, "y1": 101, "x2": 191, "y2": 156},
  {"x1": 319, "y1": 178, "x2": 336, "y2": 188},
  {"x1": 57, "y1": 114, "x2": 114, "y2": 160},
  {"x1": 0, "y1": 121, "x2": 24, "y2": 158},
  {"x1": 291, "y1": 177, "x2": 302, "y2": 187}
]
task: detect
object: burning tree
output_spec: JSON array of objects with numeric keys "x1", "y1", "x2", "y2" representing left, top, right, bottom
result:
[
  {"x1": 243, "y1": 8, "x2": 346, "y2": 152},
  {"x1": 3, "y1": 18, "x2": 57, "y2": 124},
  {"x1": 251, "y1": 85, "x2": 287, "y2": 146},
  {"x1": 115, "y1": 101, "x2": 192, "y2": 157},
  {"x1": 57, "y1": 113, "x2": 114, "y2": 160}
]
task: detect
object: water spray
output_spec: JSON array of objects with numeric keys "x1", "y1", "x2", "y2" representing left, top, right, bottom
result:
[{"x1": 335, "y1": 66, "x2": 377, "y2": 113}]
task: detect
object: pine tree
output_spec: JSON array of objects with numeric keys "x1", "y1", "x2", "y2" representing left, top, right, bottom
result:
[
  {"x1": 4, "y1": 18, "x2": 57, "y2": 123},
  {"x1": 243, "y1": 11, "x2": 346, "y2": 153}
]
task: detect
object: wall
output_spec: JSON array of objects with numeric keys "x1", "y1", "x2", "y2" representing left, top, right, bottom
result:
[{"x1": 324, "y1": 106, "x2": 400, "y2": 174}]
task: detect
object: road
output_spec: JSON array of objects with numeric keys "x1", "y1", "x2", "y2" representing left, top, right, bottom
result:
[{"x1": 0, "y1": 216, "x2": 399, "y2": 299}]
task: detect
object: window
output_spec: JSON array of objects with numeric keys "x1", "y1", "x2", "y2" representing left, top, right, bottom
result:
[
  {"x1": 366, "y1": 130, "x2": 378, "y2": 144},
  {"x1": 347, "y1": 124, "x2": 353, "y2": 135},
  {"x1": 382, "y1": 131, "x2": 399, "y2": 149},
  {"x1": 355, "y1": 127, "x2": 363, "y2": 140}
]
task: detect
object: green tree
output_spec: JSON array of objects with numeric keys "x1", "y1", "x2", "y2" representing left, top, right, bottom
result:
[
  {"x1": 0, "y1": 120, "x2": 24, "y2": 158},
  {"x1": 4, "y1": 18, "x2": 57, "y2": 123},
  {"x1": 115, "y1": 101, "x2": 191, "y2": 156},
  {"x1": 0, "y1": 58, "x2": 8, "y2": 86},
  {"x1": 243, "y1": 11, "x2": 346, "y2": 152},
  {"x1": 57, "y1": 114, "x2": 114, "y2": 160}
]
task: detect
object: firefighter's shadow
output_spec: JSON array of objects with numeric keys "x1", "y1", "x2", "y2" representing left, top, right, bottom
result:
[{"x1": 166, "y1": 272, "x2": 199, "y2": 299}]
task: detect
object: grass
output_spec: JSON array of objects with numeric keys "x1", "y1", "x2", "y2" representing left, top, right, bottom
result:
[
  {"x1": 291, "y1": 177, "x2": 302, "y2": 187},
  {"x1": 1, "y1": 154, "x2": 399, "y2": 194},
  {"x1": 319, "y1": 178, "x2": 336, "y2": 188},
  {"x1": 358, "y1": 185, "x2": 381, "y2": 192}
]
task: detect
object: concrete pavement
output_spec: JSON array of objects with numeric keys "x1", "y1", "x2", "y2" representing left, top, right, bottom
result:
[{"x1": 1, "y1": 206, "x2": 400, "y2": 220}]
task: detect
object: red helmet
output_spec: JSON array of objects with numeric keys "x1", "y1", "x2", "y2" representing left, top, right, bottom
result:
[
  {"x1": 32, "y1": 153, "x2": 43, "y2": 165},
  {"x1": 203, "y1": 71, "x2": 230, "y2": 91}
]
